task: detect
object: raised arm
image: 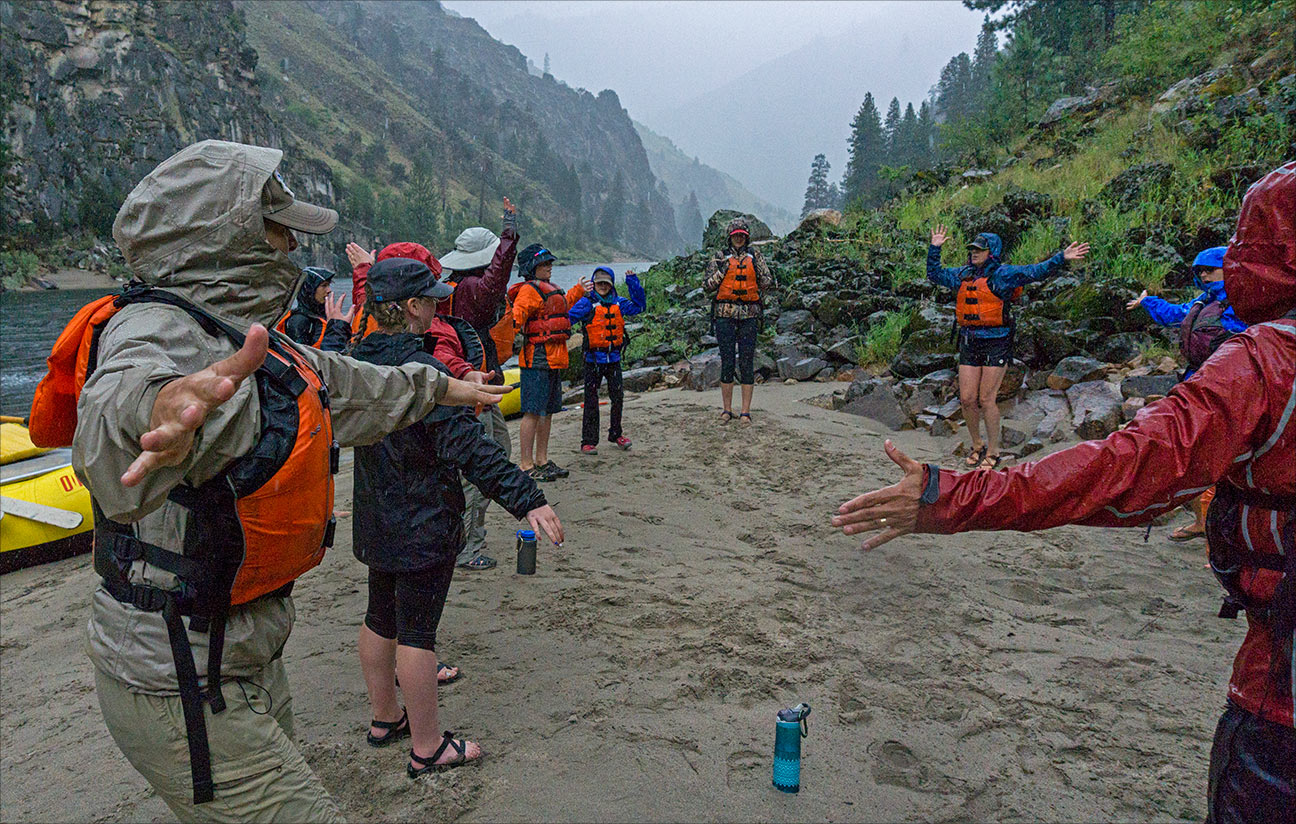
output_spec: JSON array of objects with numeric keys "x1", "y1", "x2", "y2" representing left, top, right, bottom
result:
[
  {"x1": 993, "y1": 242, "x2": 1089, "y2": 290},
  {"x1": 926, "y1": 225, "x2": 963, "y2": 290},
  {"x1": 621, "y1": 272, "x2": 647, "y2": 316}
]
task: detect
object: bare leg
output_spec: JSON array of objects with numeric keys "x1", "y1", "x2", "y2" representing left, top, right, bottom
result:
[
  {"x1": 740, "y1": 384, "x2": 754, "y2": 416},
  {"x1": 978, "y1": 365, "x2": 1008, "y2": 457},
  {"x1": 720, "y1": 382, "x2": 734, "y2": 414},
  {"x1": 535, "y1": 414, "x2": 554, "y2": 467},
  {"x1": 394, "y1": 645, "x2": 483, "y2": 768},
  {"x1": 519, "y1": 413, "x2": 538, "y2": 470},
  {"x1": 958, "y1": 365, "x2": 984, "y2": 456},
  {"x1": 358, "y1": 624, "x2": 400, "y2": 737}
]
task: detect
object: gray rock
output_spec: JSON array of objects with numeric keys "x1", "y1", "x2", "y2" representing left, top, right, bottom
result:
[
  {"x1": 841, "y1": 378, "x2": 913, "y2": 431},
  {"x1": 1100, "y1": 162, "x2": 1174, "y2": 209},
  {"x1": 796, "y1": 209, "x2": 842, "y2": 232},
  {"x1": 1121, "y1": 374, "x2": 1179, "y2": 399},
  {"x1": 686, "y1": 353, "x2": 722, "y2": 391},
  {"x1": 684, "y1": 288, "x2": 705, "y2": 302},
  {"x1": 789, "y1": 357, "x2": 830, "y2": 382},
  {"x1": 1000, "y1": 425, "x2": 1027, "y2": 448},
  {"x1": 929, "y1": 419, "x2": 956, "y2": 438},
  {"x1": 1019, "y1": 438, "x2": 1044, "y2": 457},
  {"x1": 998, "y1": 359, "x2": 1028, "y2": 400},
  {"x1": 1122, "y1": 397, "x2": 1146, "y2": 422},
  {"x1": 1048, "y1": 356, "x2": 1107, "y2": 390},
  {"x1": 962, "y1": 168, "x2": 994, "y2": 181},
  {"x1": 1098, "y1": 332, "x2": 1151, "y2": 364},
  {"x1": 775, "y1": 309, "x2": 815, "y2": 335},
  {"x1": 825, "y1": 336, "x2": 862, "y2": 363},
  {"x1": 753, "y1": 351, "x2": 776, "y2": 378},
  {"x1": 905, "y1": 386, "x2": 941, "y2": 417},
  {"x1": 1067, "y1": 380, "x2": 1124, "y2": 439},
  {"x1": 702, "y1": 210, "x2": 773, "y2": 248},
  {"x1": 928, "y1": 398, "x2": 964, "y2": 421},
  {"x1": 1033, "y1": 408, "x2": 1074, "y2": 443},
  {"x1": 621, "y1": 366, "x2": 664, "y2": 392}
]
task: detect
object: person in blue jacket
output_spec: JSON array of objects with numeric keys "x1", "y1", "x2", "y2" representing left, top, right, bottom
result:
[
  {"x1": 1126, "y1": 245, "x2": 1247, "y2": 543},
  {"x1": 568, "y1": 266, "x2": 647, "y2": 454},
  {"x1": 1126, "y1": 246, "x2": 1246, "y2": 380},
  {"x1": 928, "y1": 225, "x2": 1090, "y2": 469}
]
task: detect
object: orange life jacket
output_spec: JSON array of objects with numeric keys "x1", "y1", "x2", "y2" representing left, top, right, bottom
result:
[
  {"x1": 443, "y1": 279, "x2": 517, "y2": 364},
  {"x1": 512, "y1": 279, "x2": 572, "y2": 344},
  {"x1": 273, "y1": 310, "x2": 327, "y2": 348},
  {"x1": 584, "y1": 300, "x2": 626, "y2": 350},
  {"x1": 29, "y1": 288, "x2": 338, "y2": 806},
  {"x1": 715, "y1": 252, "x2": 761, "y2": 303},
  {"x1": 956, "y1": 277, "x2": 1023, "y2": 328},
  {"x1": 349, "y1": 305, "x2": 380, "y2": 346}
]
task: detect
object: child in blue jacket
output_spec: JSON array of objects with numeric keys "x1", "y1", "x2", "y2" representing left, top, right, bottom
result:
[{"x1": 568, "y1": 267, "x2": 647, "y2": 454}]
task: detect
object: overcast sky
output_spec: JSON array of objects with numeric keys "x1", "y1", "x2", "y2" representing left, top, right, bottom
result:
[{"x1": 443, "y1": 1, "x2": 987, "y2": 211}]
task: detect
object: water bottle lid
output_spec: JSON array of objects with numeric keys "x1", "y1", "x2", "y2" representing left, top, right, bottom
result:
[{"x1": 517, "y1": 529, "x2": 536, "y2": 540}]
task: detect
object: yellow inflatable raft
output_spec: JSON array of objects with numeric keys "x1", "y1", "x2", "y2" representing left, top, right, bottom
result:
[
  {"x1": 1, "y1": 419, "x2": 93, "y2": 573},
  {"x1": 499, "y1": 367, "x2": 522, "y2": 419}
]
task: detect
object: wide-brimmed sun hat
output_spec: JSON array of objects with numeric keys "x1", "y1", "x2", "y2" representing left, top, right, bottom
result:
[{"x1": 439, "y1": 227, "x2": 501, "y2": 271}]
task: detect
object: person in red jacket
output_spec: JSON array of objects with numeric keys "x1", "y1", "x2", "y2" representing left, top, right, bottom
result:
[{"x1": 832, "y1": 162, "x2": 1295, "y2": 824}]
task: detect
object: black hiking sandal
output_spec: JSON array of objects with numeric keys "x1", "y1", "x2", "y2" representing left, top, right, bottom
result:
[
  {"x1": 541, "y1": 460, "x2": 570, "y2": 478},
  {"x1": 408, "y1": 732, "x2": 482, "y2": 777},
  {"x1": 965, "y1": 445, "x2": 987, "y2": 468},
  {"x1": 458, "y1": 554, "x2": 497, "y2": 570},
  {"x1": 367, "y1": 709, "x2": 410, "y2": 748},
  {"x1": 526, "y1": 466, "x2": 550, "y2": 482},
  {"x1": 719, "y1": 409, "x2": 735, "y2": 424},
  {"x1": 739, "y1": 412, "x2": 752, "y2": 426}
]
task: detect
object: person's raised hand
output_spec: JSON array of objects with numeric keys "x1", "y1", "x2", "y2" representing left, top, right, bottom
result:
[
  {"x1": 324, "y1": 291, "x2": 357, "y2": 324},
  {"x1": 345, "y1": 242, "x2": 376, "y2": 269},
  {"x1": 442, "y1": 376, "x2": 510, "y2": 407},
  {"x1": 1125, "y1": 289, "x2": 1149, "y2": 311},
  {"x1": 931, "y1": 224, "x2": 949, "y2": 247},
  {"x1": 1064, "y1": 241, "x2": 1090, "y2": 261},
  {"x1": 464, "y1": 369, "x2": 496, "y2": 385},
  {"x1": 580, "y1": 276, "x2": 594, "y2": 293},
  {"x1": 830, "y1": 439, "x2": 925, "y2": 551},
  {"x1": 526, "y1": 504, "x2": 564, "y2": 546},
  {"x1": 122, "y1": 324, "x2": 270, "y2": 487},
  {"x1": 503, "y1": 196, "x2": 515, "y2": 215}
]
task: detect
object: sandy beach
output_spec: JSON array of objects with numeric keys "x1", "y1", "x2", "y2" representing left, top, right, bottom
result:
[{"x1": 0, "y1": 381, "x2": 1239, "y2": 823}]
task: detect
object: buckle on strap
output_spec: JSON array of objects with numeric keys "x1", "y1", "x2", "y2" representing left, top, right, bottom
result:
[
  {"x1": 330, "y1": 441, "x2": 340, "y2": 475},
  {"x1": 322, "y1": 515, "x2": 337, "y2": 550},
  {"x1": 129, "y1": 584, "x2": 169, "y2": 612}
]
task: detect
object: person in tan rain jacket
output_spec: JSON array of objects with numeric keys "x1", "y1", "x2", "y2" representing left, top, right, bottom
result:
[{"x1": 70, "y1": 141, "x2": 507, "y2": 822}]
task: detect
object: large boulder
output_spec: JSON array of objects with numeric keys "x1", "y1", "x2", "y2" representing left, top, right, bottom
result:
[
  {"x1": 825, "y1": 336, "x2": 863, "y2": 364},
  {"x1": 778, "y1": 357, "x2": 830, "y2": 382},
  {"x1": 1047, "y1": 356, "x2": 1107, "y2": 390},
  {"x1": 842, "y1": 378, "x2": 913, "y2": 431},
  {"x1": 1100, "y1": 163, "x2": 1174, "y2": 209},
  {"x1": 702, "y1": 210, "x2": 773, "y2": 249},
  {"x1": 889, "y1": 327, "x2": 957, "y2": 378},
  {"x1": 1096, "y1": 332, "x2": 1152, "y2": 364},
  {"x1": 775, "y1": 309, "x2": 815, "y2": 335},
  {"x1": 1120, "y1": 373, "x2": 1179, "y2": 399},
  {"x1": 1001, "y1": 188, "x2": 1053, "y2": 223},
  {"x1": 1152, "y1": 66, "x2": 1241, "y2": 115},
  {"x1": 796, "y1": 209, "x2": 843, "y2": 233},
  {"x1": 686, "y1": 353, "x2": 722, "y2": 391},
  {"x1": 622, "y1": 366, "x2": 664, "y2": 393},
  {"x1": 1067, "y1": 380, "x2": 1124, "y2": 439},
  {"x1": 1036, "y1": 83, "x2": 1121, "y2": 128},
  {"x1": 998, "y1": 359, "x2": 1029, "y2": 400}
]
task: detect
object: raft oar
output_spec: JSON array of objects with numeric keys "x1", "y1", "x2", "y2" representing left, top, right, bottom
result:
[{"x1": 0, "y1": 496, "x2": 85, "y2": 529}]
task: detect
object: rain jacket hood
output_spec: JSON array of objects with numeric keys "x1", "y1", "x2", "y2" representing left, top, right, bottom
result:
[
  {"x1": 1224, "y1": 161, "x2": 1296, "y2": 324},
  {"x1": 112, "y1": 140, "x2": 309, "y2": 328},
  {"x1": 376, "y1": 241, "x2": 443, "y2": 277},
  {"x1": 967, "y1": 232, "x2": 1003, "y2": 268}
]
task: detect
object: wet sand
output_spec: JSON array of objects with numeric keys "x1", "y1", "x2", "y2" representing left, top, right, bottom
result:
[{"x1": 0, "y1": 381, "x2": 1239, "y2": 822}]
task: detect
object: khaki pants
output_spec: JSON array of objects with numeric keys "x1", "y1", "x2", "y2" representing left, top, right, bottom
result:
[
  {"x1": 95, "y1": 661, "x2": 344, "y2": 823},
  {"x1": 458, "y1": 403, "x2": 511, "y2": 564}
]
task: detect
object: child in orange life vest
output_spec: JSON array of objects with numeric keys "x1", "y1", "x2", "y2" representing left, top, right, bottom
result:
[
  {"x1": 568, "y1": 267, "x2": 647, "y2": 454},
  {"x1": 508, "y1": 244, "x2": 587, "y2": 481},
  {"x1": 927, "y1": 226, "x2": 1089, "y2": 470}
]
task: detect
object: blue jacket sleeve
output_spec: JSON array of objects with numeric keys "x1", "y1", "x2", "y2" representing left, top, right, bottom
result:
[
  {"x1": 990, "y1": 252, "x2": 1068, "y2": 291},
  {"x1": 1220, "y1": 305, "x2": 1247, "y2": 334},
  {"x1": 620, "y1": 274, "x2": 647, "y2": 317},
  {"x1": 1141, "y1": 295, "x2": 1195, "y2": 327},
  {"x1": 926, "y1": 245, "x2": 963, "y2": 290},
  {"x1": 568, "y1": 296, "x2": 594, "y2": 324}
]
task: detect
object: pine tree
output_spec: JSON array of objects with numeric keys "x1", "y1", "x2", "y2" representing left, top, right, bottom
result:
[
  {"x1": 883, "y1": 97, "x2": 903, "y2": 164},
  {"x1": 970, "y1": 15, "x2": 998, "y2": 109},
  {"x1": 994, "y1": 22, "x2": 1059, "y2": 123},
  {"x1": 841, "y1": 93, "x2": 885, "y2": 207},
  {"x1": 935, "y1": 52, "x2": 974, "y2": 123},
  {"x1": 598, "y1": 173, "x2": 626, "y2": 243},
  {"x1": 677, "y1": 190, "x2": 705, "y2": 248},
  {"x1": 917, "y1": 101, "x2": 936, "y2": 164},
  {"x1": 801, "y1": 153, "x2": 835, "y2": 216},
  {"x1": 543, "y1": 52, "x2": 551, "y2": 75},
  {"x1": 899, "y1": 102, "x2": 921, "y2": 167}
]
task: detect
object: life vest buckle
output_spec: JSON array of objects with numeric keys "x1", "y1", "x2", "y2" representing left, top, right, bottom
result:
[
  {"x1": 105, "y1": 531, "x2": 145, "y2": 562},
  {"x1": 322, "y1": 515, "x2": 337, "y2": 550},
  {"x1": 329, "y1": 441, "x2": 340, "y2": 475},
  {"x1": 128, "y1": 584, "x2": 169, "y2": 612}
]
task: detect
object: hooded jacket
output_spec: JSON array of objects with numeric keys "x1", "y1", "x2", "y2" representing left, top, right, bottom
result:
[
  {"x1": 1140, "y1": 279, "x2": 1246, "y2": 334},
  {"x1": 78, "y1": 140, "x2": 451, "y2": 692},
  {"x1": 283, "y1": 270, "x2": 351, "y2": 352},
  {"x1": 349, "y1": 331, "x2": 546, "y2": 571},
  {"x1": 568, "y1": 270, "x2": 647, "y2": 363},
  {"x1": 914, "y1": 162, "x2": 1296, "y2": 728},
  {"x1": 926, "y1": 233, "x2": 1068, "y2": 339}
]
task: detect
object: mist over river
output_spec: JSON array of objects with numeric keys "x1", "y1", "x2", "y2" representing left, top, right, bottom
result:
[{"x1": 0, "y1": 261, "x2": 653, "y2": 418}]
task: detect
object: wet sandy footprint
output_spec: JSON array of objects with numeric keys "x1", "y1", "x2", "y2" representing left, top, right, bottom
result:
[
  {"x1": 725, "y1": 749, "x2": 765, "y2": 788},
  {"x1": 868, "y1": 739, "x2": 931, "y2": 791}
]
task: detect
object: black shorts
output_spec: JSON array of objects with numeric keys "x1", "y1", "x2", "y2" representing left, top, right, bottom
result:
[
  {"x1": 958, "y1": 334, "x2": 1012, "y2": 367},
  {"x1": 520, "y1": 367, "x2": 563, "y2": 416},
  {"x1": 363, "y1": 563, "x2": 456, "y2": 651}
]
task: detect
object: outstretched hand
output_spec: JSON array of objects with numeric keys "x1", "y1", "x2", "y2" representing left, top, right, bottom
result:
[
  {"x1": 1126, "y1": 289, "x2": 1149, "y2": 310},
  {"x1": 122, "y1": 324, "x2": 270, "y2": 487},
  {"x1": 503, "y1": 196, "x2": 515, "y2": 215},
  {"x1": 324, "y1": 291, "x2": 356, "y2": 324},
  {"x1": 931, "y1": 224, "x2": 949, "y2": 247},
  {"x1": 527, "y1": 504, "x2": 564, "y2": 546},
  {"x1": 830, "y1": 439, "x2": 925, "y2": 551},
  {"x1": 442, "y1": 376, "x2": 510, "y2": 407},
  {"x1": 345, "y1": 242, "x2": 376, "y2": 269},
  {"x1": 464, "y1": 369, "x2": 496, "y2": 385},
  {"x1": 1063, "y1": 241, "x2": 1090, "y2": 261}
]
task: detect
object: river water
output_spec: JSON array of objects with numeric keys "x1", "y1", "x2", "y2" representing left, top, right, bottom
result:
[{"x1": 0, "y1": 261, "x2": 654, "y2": 418}]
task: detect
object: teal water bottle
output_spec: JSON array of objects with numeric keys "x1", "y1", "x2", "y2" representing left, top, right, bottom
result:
[{"x1": 773, "y1": 702, "x2": 811, "y2": 793}]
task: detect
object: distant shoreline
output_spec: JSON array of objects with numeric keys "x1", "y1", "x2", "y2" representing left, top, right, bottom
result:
[{"x1": 16, "y1": 268, "x2": 120, "y2": 292}]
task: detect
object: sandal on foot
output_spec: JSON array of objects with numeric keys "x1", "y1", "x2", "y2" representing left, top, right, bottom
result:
[
  {"x1": 457, "y1": 554, "x2": 497, "y2": 571},
  {"x1": 719, "y1": 410, "x2": 735, "y2": 424},
  {"x1": 1168, "y1": 525, "x2": 1206, "y2": 542},
  {"x1": 408, "y1": 732, "x2": 482, "y2": 777},
  {"x1": 367, "y1": 709, "x2": 410, "y2": 748},
  {"x1": 739, "y1": 413, "x2": 752, "y2": 426},
  {"x1": 965, "y1": 445, "x2": 987, "y2": 467},
  {"x1": 438, "y1": 662, "x2": 461, "y2": 684},
  {"x1": 979, "y1": 453, "x2": 1004, "y2": 470}
]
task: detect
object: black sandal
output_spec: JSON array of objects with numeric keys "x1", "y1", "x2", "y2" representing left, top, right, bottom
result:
[
  {"x1": 979, "y1": 453, "x2": 1004, "y2": 470},
  {"x1": 367, "y1": 709, "x2": 410, "y2": 748},
  {"x1": 739, "y1": 412, "x2": 752, "y2": 425},
  {"x1": 408, "y1": 731, "x2": 481, "y2": 777},
  {"x1": 965, "y1": 445, "x2": 987, "y2": 467},
  {"x1": 719, "y1": 409, "x2": 735, "y2": 424}
]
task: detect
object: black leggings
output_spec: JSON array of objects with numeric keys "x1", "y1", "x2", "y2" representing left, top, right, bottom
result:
[
  {"x1": 363, "y1": 563, "x2": 456, "y2": 651},
  {"x1": 582, "y1": 360, "x2": 623, "y2": 446},
  {"x1": 715, "y1": 316, "x2": 759, "y2": 385},
  {"x1": 1207, "y1": 702, "x2": 1296, "y2": 824}
]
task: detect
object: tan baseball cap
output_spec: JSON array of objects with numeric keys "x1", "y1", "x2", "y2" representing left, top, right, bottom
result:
[{"x1": 261, "y1": 168, "x2": 338, "y2": 234}]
